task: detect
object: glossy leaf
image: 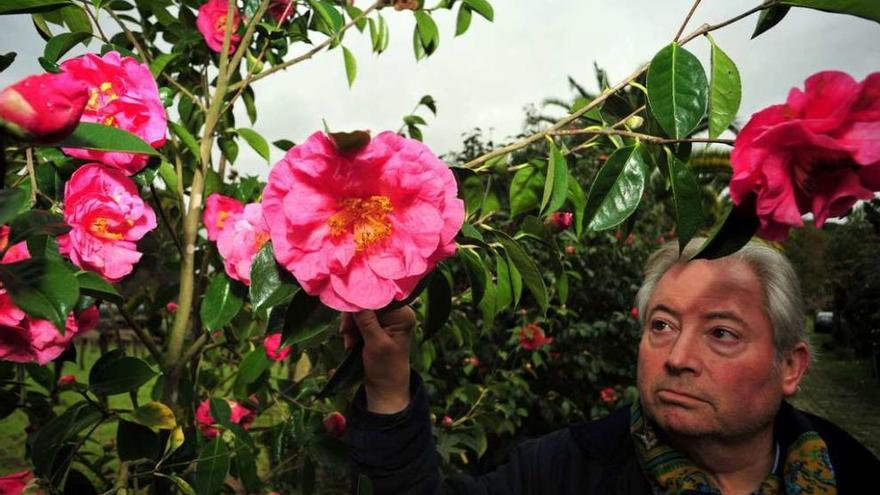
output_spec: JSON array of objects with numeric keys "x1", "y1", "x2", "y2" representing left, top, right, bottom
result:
[
  {"x1": 7, "y1": 210, "x2": 70, "y2": 246},
  {"x1": 57, "y1": 122, "x2": 161, "y2": 155},
  {"x1": 237, "y1": 128, "x2": 270, "y2": 163},
  {"x1": 0, "y1": 0, "x2": 71, "y2": 15},
  {"x1": 752, "y1": 4, "x2": 791, "y2": 38},
  {"x1": 43, "y1": 32, "x2": 90, "y2": 63},
  {"x1": 779, "y1": 0, "x2": 880, "y2": 22},
  {"x1": 132, "y1": 401, "x2": 177, "y2": 430},
  {"x1": 693, "y1": 194, "x2": 760, "y2": 260},
  {"x1": 496, "y1": 232, "x2": 548, "y2": 313},
  {"x1": 567, "y1": 178, "x2": 587, "y2": 239},
  {"x1": 665, "y1": 150, "x2": 704, "y2": 253},
  {"x1": 149, "y1": 52, "x2": 179, "y2": 78},
  {"x1": 455, "y1": 4, "x2": 472, "y2": 36},
  {"x1": 249, "y1": 243, "x2": 297, "y2": 313},
  {"x1": 463, "y1": 0, "x2": 494, "y2": 21},
  {"x1": 200, "y1": 275, "x2": 244, "y2": 331},
  {"x1": 89, "y1": 356, "x2": 156, "y2": 396},
  {"x1": 29, "y1": 401, "x2": 102, "y2": 476},
  {"x1": 234, "y1": 348, "x2": 270, "y2": 389},
  {"x1": 0, "y1": 52, "x2": 16, "y2": 72},
  {"x1": 425, "y1": 270, "x2": 452, "y2": 337},
  {"x1": 584, "y1": 145, "x2": 650, "y2": 231},
  {"x1": 60, "y1": 5, "x2": 92, "y2": 34},
  {"x1": 707, "y1": 36, "x2": 741, "y2": 139},
  {"x1": 540, "y1": 140, "x2": 569, "y2": 215},
  {"x1": 194, "y1": 437, "x2": 229, "y2": 495},
  {"x1": 0, "y1": 257, "x2": 78, "y2": 333},
  {"x1": 117, "y1": 419, "x2": 161, "y2": 461},
  {"x1": 0, "y1": 188, "x2": 27, "y2": 226},
  {"x1": 279, "y1": 290, "x2": 337, "y2": 346},
  {"x1": 75, "y1": 271, "x2": 122, "y2": 304},
  {"x1": 646, "y1": 43, "x2": 708, "y2": 138},
  {"x1": 509, "y1": 164, "x2": 545, "y2": 217},
  {"x1": 414, "y1": 11, "x2": 439, "y2": 56},
  {"x1": 342, "y1": 45, "x2": 357, "y2": 87}
]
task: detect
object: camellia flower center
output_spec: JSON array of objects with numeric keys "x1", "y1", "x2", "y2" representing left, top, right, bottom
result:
[
  {"x1": 328, "y1": 196, "x2": 394, "y2": 251},
  {"x1": 214, "y1": 15, "x2": 229, "y2": 33},
  {"x1": 86, "y1": 81, "x2": 119, "y2": 112},
  {"x1": 90, "y1": 217, "x2": 123, "y2": 240}
]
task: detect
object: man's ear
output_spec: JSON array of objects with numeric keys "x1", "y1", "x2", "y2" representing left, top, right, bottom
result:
[{"x1": 781, "y1": 342, "x2": 810, "y2": 397}]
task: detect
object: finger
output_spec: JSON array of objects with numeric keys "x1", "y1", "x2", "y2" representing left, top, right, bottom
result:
[
  {"x1": 352, "y1": 310, "x2": 388, "y2": 344},
  {"x1": 339, "y1": 312, "x2": 355, "y2": 335},
  {"x1": 378, "y1": 305, "x2": 417, "y2": 332}
]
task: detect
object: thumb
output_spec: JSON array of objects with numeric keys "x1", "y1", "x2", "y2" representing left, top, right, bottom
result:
[{"x1": 352, "y1": 310, "x2": 388, "y2": 345}]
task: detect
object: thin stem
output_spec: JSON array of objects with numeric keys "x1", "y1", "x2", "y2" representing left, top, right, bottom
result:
[
  {"x1": 226, "y1": 0, "x2": 272, "y2": 81},
  {"x1": 150, "y1": 183, "x2": 183, "y2": 256},
  {"x1": 552, "y1": 128, "x2": 734, "y2": 146},
  {"x1": 118, "y1": 303, "x2": 163, "y2": 363},
  {"x1": 78, "y1": 0, "x2": 110, "y2": 43},
  {"x1": 106, "y1": 8, "x2": 151, "y2": 63},
  {"x1": 178, "y1": 332, "x2": 209, "y2": 367},
  {"x1": 25, "y1": 147, "x2": 37, "y2": 203},
  {"x1": 678, "y1": 2, "x2": 776, "y2": 44},
  {"x1": 567, "y1": 105, "x2": 646, "y2": 156},
  {"x1": 227, "y1": 0, "x2": 383, "y2": 92},
  {"x1": 674, "y1": 0, "x2": 703, "y2": 42}
]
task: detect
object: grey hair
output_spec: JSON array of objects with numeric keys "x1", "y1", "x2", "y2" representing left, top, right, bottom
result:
[{"x1": 634, "y1": 238, "x2": 807, "y2": 358}]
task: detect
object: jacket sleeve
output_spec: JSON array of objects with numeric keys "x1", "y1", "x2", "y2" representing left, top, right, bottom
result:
[{"x1": 347, "y1": 372, "x2": 572, "y2": 495}]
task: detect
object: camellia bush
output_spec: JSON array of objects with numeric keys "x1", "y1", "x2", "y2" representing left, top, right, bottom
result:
[{"x1": 0, "y1": 0, "x2": 877, "y2": 493}]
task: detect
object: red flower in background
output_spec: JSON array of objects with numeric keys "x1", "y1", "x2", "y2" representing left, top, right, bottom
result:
[
  {"x1": 546, "y1": 211, "x2": 573, "y2": 232},
  {"x1": 197, "y1": 0, "x2": 242, "y2": 54},
  {"x1": 0, "y1": 470, "x2": 32, "y2": 495},
  {"x1": 0, "y1": 72, "x2": 88, "y2": 143},
  {"x1": 195, "y1": 399, "x2": 256, "y2": 439},
  {"x1": 518, "y1": 323, "x2": 553, "y2": 350},
  {"x1": 323, "y1": 411, "x2": 346, "y2": 437},
  {"x1": 599, "y1": 387, "x2": 618, "y2": 404},
  {"x1": 263, "y1": 332, "x2": 292, "y2": 361},
  {"x1": 730, "y1": 71, "x2": 880, "y2": 240}
]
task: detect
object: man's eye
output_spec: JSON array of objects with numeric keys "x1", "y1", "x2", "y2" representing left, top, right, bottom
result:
[
  {"x1": 710, "y1": 328, "x2": 739, "y2": 342},
  {"x1": 650, "y1": 320, "x2": 670, "y2": 332}
]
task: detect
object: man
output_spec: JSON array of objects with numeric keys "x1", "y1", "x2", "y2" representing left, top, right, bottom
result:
[{"x1": 342, "y1": 240, "x2": 879, "y2": 494}]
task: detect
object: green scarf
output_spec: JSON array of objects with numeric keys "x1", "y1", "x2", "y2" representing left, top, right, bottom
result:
[{"x1": 630, "y1": 401, "x2": 837, "y2": 495}]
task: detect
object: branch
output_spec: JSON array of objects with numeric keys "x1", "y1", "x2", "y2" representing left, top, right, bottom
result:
[
  {"x1": 118, "y1": 303, "x2": 163, "y2": 363},
  {"x1": 552, "y1": 128, "x2": 735, "y2": 146},
  {"x1": 227, "y1": 0, "x2": 383, "y2": 92},
  {"x1": 226, "y1": 0, "x2": 272, "y2": 81},
  {"x1": 674, "y1": 0, "x2": 703, "y2": 42},
  {"x1": 149, "y1": 183, "x2": 183, "y2": 256}
]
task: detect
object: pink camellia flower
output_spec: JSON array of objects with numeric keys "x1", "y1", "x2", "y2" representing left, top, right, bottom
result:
[
  {"x1": 262, "y1": 131, "x2": 464, "y2": 311},
  {"x1": 60, "y1": 52, "x2": 167, "y2": 175},
  {"x1": 269, "y1": 0, "x2": 296, "y2": 23},
  {"x1": 546, "y1": 211, "x2": 573, "y2": 232},
  {"x1": 323, "y1": 411, "x2": 346, "y2": 437},
  {"x1": 0, "y1": 72, "x2": 88, "y2": 143},
  {"x1": 730, "y1": 71, "x2": 880, "y2": 241},
  {"x1": 518, "y1": 323, "x2": 553, "y2": 351},
  {"x1": 599, "y1": 387, "x2": 618, "y2": 404},
  {"x1": 216, "y1": 202, "x2": 271, "y2": 285},
  {"x1": 0, "y1": 470, "x2": 32, "y2": 495},
  {"x1": 197, "y1": 0, "x2": 243, "y2": 54},
  {"x1": 0, "y1": 230, "x2": 100, "y2": 365},
  {"x1": 203, "y1": 193, "x2": 244, "y2": 241},
  {"x1": 263, "y1": 332, "x2": 291, "y2": 361},
  {"x1": 195, "y1": 399, "x2": 256, "y2": 439},
  {"x1": 59, "y1": 163, "x2": 157, "y2": 282}
]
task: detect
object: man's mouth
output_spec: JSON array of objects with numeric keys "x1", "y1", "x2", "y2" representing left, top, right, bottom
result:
[{"x1": 656, "y1": 388, "x2": 708, "y2": 406}]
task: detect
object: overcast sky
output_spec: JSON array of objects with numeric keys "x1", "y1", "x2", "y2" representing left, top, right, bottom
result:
[{"x1": 1, "y1": 1, "x2": 878, "y2": 178}]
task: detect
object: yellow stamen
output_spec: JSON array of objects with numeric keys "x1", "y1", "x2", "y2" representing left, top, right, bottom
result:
[
  {"x1": 327, "y1": 196, "x2": 393, "y2": 251},
  {"x1": 90, "y1": 217, "x2": 123, "y2": 240},
  {"x1": 217, "y1": 210, "x2": 229, "y2": 230}
]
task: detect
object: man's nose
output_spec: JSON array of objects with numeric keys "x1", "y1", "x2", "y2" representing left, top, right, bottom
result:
[{"x1": 664, "y1": 329, "x2": 702, "y2": 375}]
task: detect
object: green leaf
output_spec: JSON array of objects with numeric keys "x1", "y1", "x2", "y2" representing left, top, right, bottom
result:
[
  {"x1": 249, "y1": 243, "x2": 297, "y2": 313},
  {"x1": 57, "y1": 122, "x2": 160, "y2": 155},
  {"x1": 168, "y1": 121, "x2": 199, "y2": 158},
  {"x1": 646, "y1": 42, "x2": 708, "y2": 138},
  {"x1": 117, "y1": 419, "x2": 161, "y2": 461},
  {"x1": 496, "y1": 232, "x2": 548, "y2": 313},
  {"x1": 342, "y1": 45, "x2": 357, "y2": 88},
  {"x1": 43, "y1": 32, "x2": 90, "y2": 63},
  {"x1": 308, "y1": 0, "x2": 343, "y2": 33},
  {"x1": 752, "y1": 4, "x2": 791, "y2": 38},
  {"x1": 60, "y1": 5, "x2": 92, "y2": 34},
  {"x1": 75, "y1": 271, "x2": 122, "y2": 304},
  {"x1": 463, "y1": 0, "x2": 493, "y2": 21},
  {"x1": 693, "y1": 194, "x2": 760, "y2": 260},
  {"x1": 29, "y1": 401, "x2": 102, "y2": 476},
  {"x1": 194, "y1": 437, "x2": 229, "y2": 495},
  {"x1": 0, "y1": 257, "x2": 78, "y2": 333},
  {"x1": 89, "y1": 356, "x2": 156, "y2": 396},
  {"x1": 540, "y1": 141, "x2": 569, "y2": 216},
  {"x1": 149, "y1": 52, "x2": 179, "y2": 78},
  {"x1": 154, "y1": 474, "x2": 197, "y2": 495},
  {"x1": 157, "y1": 160, "x2": 178, "y2": 195},
  {"x1": 509, "y1": 164, "x2": 545, "y2": 217},
  {"x1": 0, "y1": 0, "x2": 71, "y2": 15},
  {"x1": 273, "y1": 139, "x2": 295, "y2": 151},
  {"x1": 200, "y1": 275, "x2": 244, "y2": 331},
  {"x1": 414, "y1": 11, "x2": 439, "y2": 56},
  {"x1": 237, "y1": 128, "x2": 270, "y2": 163},
  {"x1": 0, "y1": 52, "x2": 16, "y2": 72},
  {"x1": 243, "y1": 86, "x2": 257, "y2": 125},
  {"x1": 345, "y1": 5, "x2": 367, "y2": 31},
  {"x1": 7, "y1": 210, "x2": 70, "y2": 246},
  {"x1": 707, "y1": 36, "x2": 741, "y2": 139},
  {"x1": 132, "y1": 401, "x2": 176, "y2": 430},
  {"x1": 455, "y1": 4, "x2": 472, "y2": 36},
  {"x1": 778, "y1": 0, "x2": 880, "y2": 22},
  {"x1": 234, "y1": 348, "x2": 271, "y2": 390},
  {"x1": 419, "y1": 95, "x2": 437, "y2": 115},
  {"x1": 584, "y1": 145, "x2": 650, "y2": 231},
  {"x1": 459, "y1": 249, "x2": 486, "y2": 306},
  {"x1": 567, "y1": 179, "x2": 587, "y2": 239},
  {"x1": 665, "y1": 150, "x2": 704, "y2": 253},
  {"x1": 494, "y1": 255, "x2": 512, "y2": 312},
  {"x1": 279, "y1": 290, "x2": 337, "y2": 346},
  {"x1": 0, "y1": 188, "x2": 27, "y2": 226},
  {"x1": 424, "y1": 270, "x2": 452, "y2": 337}
]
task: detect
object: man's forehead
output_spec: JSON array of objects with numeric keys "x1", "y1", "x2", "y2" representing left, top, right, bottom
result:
[{"x1": 650, "y1": 259, "x2": 766, "y2": 315}]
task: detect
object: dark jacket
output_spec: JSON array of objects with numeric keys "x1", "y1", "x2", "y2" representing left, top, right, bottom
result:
[{"x1": 347, "y1": 373, "x2": 880, "y2": 494}]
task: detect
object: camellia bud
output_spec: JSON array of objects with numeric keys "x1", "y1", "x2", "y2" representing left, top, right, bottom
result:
[
  {"x1": 323, "y1": 411, "x2": 346, "y2": 438},
  {"x1": 564, "y1": 245, "x2": 576, "y2": 255},
  {"x1": 0, "y1": 72, "x2": 88, "y2": 144},
  {"x1": 57, "y1": 375, "x2": 76, "y2": 388},
  {"x1": 625, "y1": 115, "x2": 644, "y2": 129},
  {"x1": 545, "y1": 211, "x2": 573, "y2": 232},
  {"x1": 441, "y1": 415, "x2": 453, "y2": 428}
]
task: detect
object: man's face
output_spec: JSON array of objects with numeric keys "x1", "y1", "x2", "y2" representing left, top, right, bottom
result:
[{"x1": 636, "y1": 259, "x2": 798, "y2": 441}]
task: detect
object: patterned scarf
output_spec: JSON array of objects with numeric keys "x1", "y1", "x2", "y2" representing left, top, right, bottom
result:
[{"x1": 630, "y1": 401, "x2": 837, "y2": 495}]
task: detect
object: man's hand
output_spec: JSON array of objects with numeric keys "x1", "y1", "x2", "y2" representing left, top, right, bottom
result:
[{"x1": 340, "y1": 306, "x2": 416, "y2": 414}]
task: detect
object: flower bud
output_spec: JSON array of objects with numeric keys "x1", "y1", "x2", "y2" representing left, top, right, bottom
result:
[
  {"x1": 625, "y1": 115, "x2": 644, "y2": 129},
  {"x1": 323, "y1": 411, "x2": 346, "y2": 438},
  {"x1": 564, "y1": 245, "x2": 576, "y2": 255},
  {"x1": 545, "y1": 212, "x2": 573, "y2": 232},
  {"x1": 57, "y1": 374, "x2": 76, "y2": 388},
  {"x1": 0, "y1": 72, "x2": 88, "y2": 144},
  {"x1": 441, "y1": 415, "x2": 453, "y2": 428}
]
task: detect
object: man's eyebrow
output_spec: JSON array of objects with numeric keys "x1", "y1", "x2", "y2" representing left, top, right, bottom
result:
[
  {"x1": 650, "y1": 304, "x2": 680, "y2": 318},
  {"x1": 704, "y1": 310, "x2": 748, "y2": 327}
]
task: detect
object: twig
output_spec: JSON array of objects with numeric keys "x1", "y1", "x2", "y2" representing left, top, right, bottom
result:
[
  {"x1": 106, "y1": 8, "x2": 151, "y2": 63},
  {"x1": 452, "y1": 387, "x2": 489, "y2": 427},
  {"x1": 552, "y1": 128, "x2": 734, "y2": 146},
  {"x1": 118, "y1": 303, "x2": 163, "y2": 363},
  {"x1": 674, "y1": 0, "x2": 703, "y2": 42},
  {"x1": 25, "y1": 147, "x2": 36, "y2": 203},
  {"x1": 567, "y1": 105, "x2": 645, "y2": 156},
  {"x1": 149, "y1": 183, "x2": 183, "y2": 256},
  {"x1": 78, "y1": 0, "x2": 110, "y2": 43},
  {"x1": 177, "y1": 332, "x2": 209, "y2": 369},
  {"x1": 227, "y1": 0, "x2": 383, "y2": 92}
]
